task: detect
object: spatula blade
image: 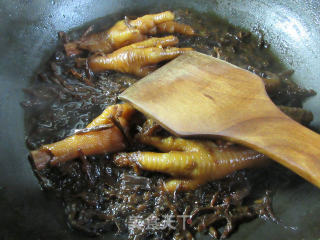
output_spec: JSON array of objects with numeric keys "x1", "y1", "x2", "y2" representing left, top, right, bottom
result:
[{"x1": 119, "y1": 51, "x2": 269, "y2": 137}]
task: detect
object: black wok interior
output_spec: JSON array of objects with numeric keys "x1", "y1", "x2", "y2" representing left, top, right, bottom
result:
[{"x1": 0, "y1": 0, "x2": 320, "y2": 239}]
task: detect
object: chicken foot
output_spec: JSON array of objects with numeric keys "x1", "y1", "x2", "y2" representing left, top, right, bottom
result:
[
  {"x1": 114, "y1": 135, "x2": 268, "y2": 192},
  {"x1": 87, "y1": 36, "x2": 192, "y2": 76},
  {"x1": 64, "y1": 11, "x2": 194, "y2": 56},
  {"x1": 30, "y1": 103, "x2": 135, "y2": 170}
]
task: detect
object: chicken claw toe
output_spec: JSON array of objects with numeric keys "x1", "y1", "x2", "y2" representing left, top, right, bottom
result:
[
  {"x1": 114, "y1": 151, "x2": 197, "y2": 177},
  {"x1": 148, "y1": 21, "x2": 195, "y2": 35},
  {"x1": 128, "y1": 11, "x2": 175, "y2": 34},
  {"x1": 122, "y1": 35, "x2": 179, "y2": 49},
  {"x1": 163, "y1": 178, "x2": 204, "y2": 192}
]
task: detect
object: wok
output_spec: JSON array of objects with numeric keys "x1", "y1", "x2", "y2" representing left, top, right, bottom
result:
[{"x1": 0, "y1": 0, "x2": 319, "y2": 239}]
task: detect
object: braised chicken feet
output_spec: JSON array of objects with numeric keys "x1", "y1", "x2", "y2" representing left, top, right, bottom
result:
[
  {"x1": 114, "y1": 134, "x2": 269, "y2": 192},
  {"x1": 64, "y1": 11, "x2": 194, "y2": 56},
  {"x1": 31, "y1": 103, "x2": 135, "y2": 170},
  {"x1": 87, "y1": 36, "x2": 192, "y2": 76}
]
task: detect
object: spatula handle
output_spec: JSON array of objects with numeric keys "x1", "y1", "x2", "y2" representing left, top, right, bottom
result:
[{"x1": 223, "y1": 112, "x2": 320, "y2": 188}]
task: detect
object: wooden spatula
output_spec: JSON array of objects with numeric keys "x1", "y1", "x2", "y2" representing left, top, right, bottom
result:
[{"x1": 119, "y1": 51, "x2": 320, "y2": 188}]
